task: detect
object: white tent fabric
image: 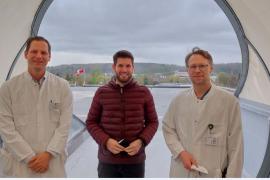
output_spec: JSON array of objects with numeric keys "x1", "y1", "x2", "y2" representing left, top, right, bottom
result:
[
  {"x1": 240, "y1": 46, "x2": 270, "y2": 105},
  {"x1": 0, "y1": 0, "x2": 42, "y2": 85},
  {"x1": 227, "y1": 0, "x2": 270, "y2": 105}
]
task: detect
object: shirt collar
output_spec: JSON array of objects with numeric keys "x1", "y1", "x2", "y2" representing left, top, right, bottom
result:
[{"x1": 25, "y1": 71, "x2": 48, "y2": 87}]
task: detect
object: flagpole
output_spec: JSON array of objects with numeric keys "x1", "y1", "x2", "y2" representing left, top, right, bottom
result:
[
  {"x1": 74, "y1": 74, "x2": 77, "y2": 86},
  {"x1": 83, "y1": 69, "x2": 86, "y2": 86}
]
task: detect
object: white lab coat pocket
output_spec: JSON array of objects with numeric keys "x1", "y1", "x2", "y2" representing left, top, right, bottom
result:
[
  {"x1": 0, "y1": 149, "x2": 13, "y2": 175},
  {"x1": 49, "y1": 100, "x2": 61, "y2": 123},
  {"x1": 204, "y1": 122, "x2": 226, "y2": 147}
]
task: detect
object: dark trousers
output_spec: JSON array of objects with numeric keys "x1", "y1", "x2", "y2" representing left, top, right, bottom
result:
[{"x1": 97, "y1": 161, "x2": 145, "y2": 178}]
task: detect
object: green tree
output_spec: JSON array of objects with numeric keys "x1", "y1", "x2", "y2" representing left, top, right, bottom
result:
[
  {"x1": 216, "y1": 72, "x2": 239, "y2": 88},
  {"x1": 65, "y1": 73, "x2": 73, "y2": 82},
  {"x1": 143, "y1": 76, "x2": 149, "y2": 85},
  {"x1": 89, "y1": 69, "x2": 102, "y2": 84}
]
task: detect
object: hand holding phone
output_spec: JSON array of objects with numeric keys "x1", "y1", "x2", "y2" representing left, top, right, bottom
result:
[{"x1": 118, "y1": 139, "x2": 130, "y2": 148}]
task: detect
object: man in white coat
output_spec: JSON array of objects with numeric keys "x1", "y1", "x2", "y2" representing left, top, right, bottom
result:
[
  {"x1": 0, "y1": 36, "x2": 73, "y2": 177},
  {"x1": 162, "y1": 47, "x2": 243, "y2": 177}
]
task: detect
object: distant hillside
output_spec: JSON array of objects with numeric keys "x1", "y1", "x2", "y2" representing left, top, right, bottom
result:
[
  {"x1": 47, "y1": 62, "x2": 241, "y2": 77},
  {"x1": 214, "y1": 63, "x2": 242, "y2": 75}
]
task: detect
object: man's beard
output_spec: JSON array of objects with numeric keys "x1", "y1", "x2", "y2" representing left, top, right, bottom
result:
[{"x1": 115, "y1": 73, "x2": 132, "y2": 83}]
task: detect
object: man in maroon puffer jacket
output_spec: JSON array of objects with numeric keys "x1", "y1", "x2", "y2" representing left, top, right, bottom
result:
[{"x1": 86, "y1": 50, "x2": 158, "y2": 178}]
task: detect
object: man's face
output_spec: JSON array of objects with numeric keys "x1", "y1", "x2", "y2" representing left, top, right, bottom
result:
[
  {"x1": 24, "y1": 40, "x2": 50, "y2": 74},
  {"x1": 187, "y1": 54, "x2": 213, "y2": 86},
  {"x1": 112, "y1": 58, "x2": 134, "y2": 83}
]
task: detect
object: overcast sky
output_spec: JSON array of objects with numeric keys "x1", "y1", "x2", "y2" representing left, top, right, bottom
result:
[{"x1": 39, "y1": 0, "x2": 241, "y2": 66}]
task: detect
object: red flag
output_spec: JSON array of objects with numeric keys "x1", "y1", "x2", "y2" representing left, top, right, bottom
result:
[{"x1": 75, "y1": 68, "x2": 85, "y2": 76}]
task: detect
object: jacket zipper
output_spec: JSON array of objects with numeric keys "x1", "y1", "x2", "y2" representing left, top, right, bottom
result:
[{"x1": 120, "y1": 87, "x2": 125, "y2": 138}]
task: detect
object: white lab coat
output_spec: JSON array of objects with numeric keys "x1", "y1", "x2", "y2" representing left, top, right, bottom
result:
[
  {"x1": 162, "y1": 84, "x2": 243, "y2": 177},
  {"x1": 0, "y1": 71, "x2": 72, "y2": 177}
]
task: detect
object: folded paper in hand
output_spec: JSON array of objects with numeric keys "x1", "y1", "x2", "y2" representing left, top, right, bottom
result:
[{"x1": 191, "y1": 165, "x2": 208, "y2": 174}]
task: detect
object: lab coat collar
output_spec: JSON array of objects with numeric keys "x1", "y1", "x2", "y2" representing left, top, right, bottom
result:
[
  {"x1": 24, "y1": 71, "x2": 48, "y2": 86},
  {"x1": 191, "y1": 83, "x2": 216, "y2": 101}
]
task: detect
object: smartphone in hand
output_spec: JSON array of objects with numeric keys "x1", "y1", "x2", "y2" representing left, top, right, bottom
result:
[{"x1": 118, "y1": 139, "x2": 130, "y2": 148}]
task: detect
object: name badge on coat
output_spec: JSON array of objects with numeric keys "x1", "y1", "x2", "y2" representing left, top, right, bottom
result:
[
  {"x1": 205, "y1": 123, "x2": 218, "y2": 146},
  {"x1": 205, "y1": 136, "x2": 218, "y2": 146}
]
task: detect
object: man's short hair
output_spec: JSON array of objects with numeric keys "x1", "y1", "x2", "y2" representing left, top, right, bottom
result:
[
  {"x1": 113, "y1": 50, "x2": 134, "y2": 65},
  {"x1": 185, "y1": 47, "x2": 213, "y2": 67},
  {"x1": 25, "y1": 36, "x2": 51, "y2": 55}
]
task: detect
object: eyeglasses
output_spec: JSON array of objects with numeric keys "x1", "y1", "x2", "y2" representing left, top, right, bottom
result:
[{"x1": 188, "y1": 64, "x2": 209, "y2": 71}]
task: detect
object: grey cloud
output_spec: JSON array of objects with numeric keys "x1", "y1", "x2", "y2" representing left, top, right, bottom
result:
[{"x1": 39, "y1": 0, "x2": 241, "y2": 65}]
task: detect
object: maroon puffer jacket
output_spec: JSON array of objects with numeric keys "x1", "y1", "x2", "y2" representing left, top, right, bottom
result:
[{"x1": 86, "y1": 78, "x2": 158, "y2": 164}]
